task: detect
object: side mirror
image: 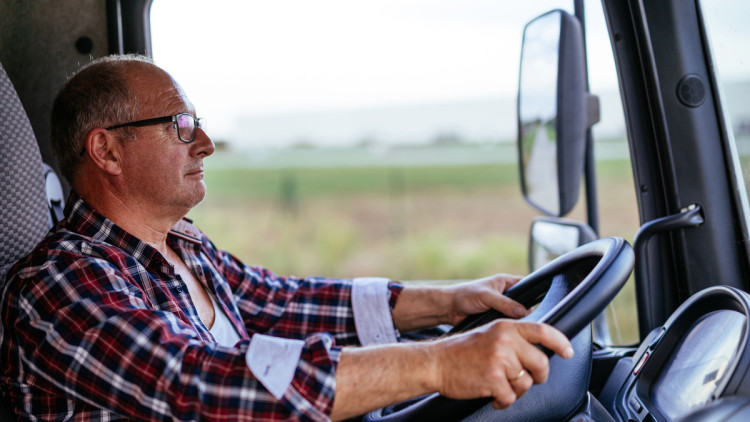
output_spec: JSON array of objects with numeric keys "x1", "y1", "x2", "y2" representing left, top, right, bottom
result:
[
  {"x1": 529, "y1": 216, "x2": 597, "y2": 272},
  {"x1": 517, "y1": 10, "x2": 599, "y2": 217}
]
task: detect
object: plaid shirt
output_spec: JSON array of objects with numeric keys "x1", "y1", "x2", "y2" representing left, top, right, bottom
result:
[{"x1": 0, "y1": 194, "x2": 402, "y2": 421}]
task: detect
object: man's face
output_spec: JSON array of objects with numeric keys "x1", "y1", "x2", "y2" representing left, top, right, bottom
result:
[{"x1": 116, "y1": 64, "x2": 215, "y2": 218}]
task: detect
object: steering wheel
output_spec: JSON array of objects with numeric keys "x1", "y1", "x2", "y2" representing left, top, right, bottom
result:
[{"x1": 363, "y1": 237, "x2": 634, "y2": 422}]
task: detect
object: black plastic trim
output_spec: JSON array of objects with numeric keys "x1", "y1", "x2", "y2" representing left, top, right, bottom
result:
[
  {"x1": 106, "y1": 0, "x2": 153, "y2": 56},
  {"x1": 611, "y1": 286, "x2": 750, "y2": 421}
]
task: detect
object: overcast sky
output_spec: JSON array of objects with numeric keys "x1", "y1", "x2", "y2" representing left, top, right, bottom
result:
[
  {"x1": 152, "y1": 1, "x2": 576, "y2": 113},
  {"x1": 151, "y1": 1, "x2": 582, "y2": 140},
  {"x1": 150, "y1": 1, "x2": 748, "y2": 146}
]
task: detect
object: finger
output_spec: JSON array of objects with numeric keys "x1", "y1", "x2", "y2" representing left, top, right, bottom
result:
[
  {"x1": 516, "y1": 322, "x2": 574, "y2": 360},
  {"x1": 490, "y1": 382, "x2": 517, "y2": 409},
  {"x1": 515, "y1": 342, "x2": 552, "y2": 384},
  {"x1": 507, "y1": 367, "x2": 534, "y2": 395},
  {"x1": 486, "y1": 273, "x2": 523, "y2": 291},
  {"x1": 499, "y1": 273, "x2": 523, "y2": 288},
  {"x1": 484, "y1": 294, "x2": 528, "y2": 319}
]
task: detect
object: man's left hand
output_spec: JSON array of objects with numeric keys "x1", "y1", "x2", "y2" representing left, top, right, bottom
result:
[
  {"x1": 443, "y1": 274, "x2": 527, "y2": 326},
  {"x1": 392, "y1": 274, "x2": 528, "y2": 332}
]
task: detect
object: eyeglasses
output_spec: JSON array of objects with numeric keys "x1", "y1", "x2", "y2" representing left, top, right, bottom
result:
[{"x1": 106, "y1": 113, "x2": 205, "y2": 143}]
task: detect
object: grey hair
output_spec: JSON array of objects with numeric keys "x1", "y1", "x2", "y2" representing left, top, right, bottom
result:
[{"x1": 50, "y1": 54, "x2": 155, "y2": 184}]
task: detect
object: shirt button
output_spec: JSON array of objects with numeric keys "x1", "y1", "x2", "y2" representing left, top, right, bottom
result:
[{"x1": 174, "y1": 285, "x2": 183, "y2": 293}]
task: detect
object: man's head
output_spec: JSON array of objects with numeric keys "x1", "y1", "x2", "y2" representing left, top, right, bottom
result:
[
  {"x1": 51, "y1": 54, "x2": 149, "y2": 184},
  {"x1": 51, "y1": 54, "x2": 214, "y2": 218}
]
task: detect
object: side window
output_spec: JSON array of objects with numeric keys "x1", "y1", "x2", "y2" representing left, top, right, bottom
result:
[
  {"x1": 150, "y1": 1, "x2": 573, "y2": 283},
  {"x1": 699, "y1": 1, "x2": 750, "y2": 231}
]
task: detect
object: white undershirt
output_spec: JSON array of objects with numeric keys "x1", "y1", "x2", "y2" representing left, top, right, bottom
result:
[{"x1": 208, "y1": 293, "x2": 241, "y2": 347}]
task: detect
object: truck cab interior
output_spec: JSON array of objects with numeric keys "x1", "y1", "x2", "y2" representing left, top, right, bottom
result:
[{"x1": 2, "y1": 0, "x2": 750, "y2": 421}]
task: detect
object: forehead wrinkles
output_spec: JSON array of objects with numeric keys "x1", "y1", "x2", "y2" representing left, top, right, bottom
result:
[
  {"x1": 148, "y1": 83, "x2": 194, "y2": 116},
  {"x1": 130, "y1": 65, "x2": 195, "y2": 116}
]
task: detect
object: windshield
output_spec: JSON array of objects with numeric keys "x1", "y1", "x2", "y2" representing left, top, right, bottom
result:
[
  {"x1": 150, "y1": 0, "x2": 577, "y2": 281},
  {"x1": 151, "y1": 0, "x2": 639, "y2": 342},
  {"x1": 699, "y1": 0, "x2": 750, "y2": 232}
]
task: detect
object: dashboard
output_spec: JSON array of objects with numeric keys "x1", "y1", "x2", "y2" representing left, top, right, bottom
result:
[
  {"x1": 651, "y1": 309, "x2": 744, "y2": 419},
  {"x1": 599, "y1": 286, "x2": 750, "y2": 421}
]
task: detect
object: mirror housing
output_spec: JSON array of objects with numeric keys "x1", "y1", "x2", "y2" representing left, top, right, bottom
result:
[{"x1": 517, "y1": 10, "x2": 599, "y2": 217}]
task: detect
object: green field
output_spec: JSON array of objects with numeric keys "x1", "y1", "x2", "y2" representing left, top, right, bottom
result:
[{"x1": 188, "y1": 157, "x2": 641, "y2": 343}]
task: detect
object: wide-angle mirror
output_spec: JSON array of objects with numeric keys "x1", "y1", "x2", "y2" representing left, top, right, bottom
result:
[
  {"x1": 528, "y1": 216, "x2": 597, "y2": 272},
  {"x1": 528, "y1": 216, "x2": 614, "y2": 344},
  {"x1": 517, "y1": 9, "x2": 596, "y2": 217}
]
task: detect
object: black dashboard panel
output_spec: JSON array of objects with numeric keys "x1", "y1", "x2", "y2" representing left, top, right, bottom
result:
[
  {"x1": 605, "y1": 286, "x2": 750, "y2": 421},
  {"x1": 650, "y1": 310, "x2": 744, "y2": 419}
]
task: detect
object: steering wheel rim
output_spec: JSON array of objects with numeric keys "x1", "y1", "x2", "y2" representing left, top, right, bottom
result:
[{"x1": 364, "y1": 237, "x2": 634, "y2": 422}]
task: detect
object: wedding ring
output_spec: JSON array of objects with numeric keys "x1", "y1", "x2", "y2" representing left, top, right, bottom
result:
[{"x1": 511, "y1": 369, "x2": 526, "y2": 382}]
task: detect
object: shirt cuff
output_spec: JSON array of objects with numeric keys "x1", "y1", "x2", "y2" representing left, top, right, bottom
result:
[
  {"x1": 245, "y1": 333, "x2": 340, "y2": 420},
  {"x1": 351, "y1": 277, "x2": 399, "y2": 345},
  {"x1": 246, "y1": 334, "x2": 305, "y2": 399}
]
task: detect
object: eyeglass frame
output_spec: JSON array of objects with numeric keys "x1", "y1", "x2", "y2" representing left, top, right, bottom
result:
[
  {"x1": 79, "y1": 113, "x2": 205, "y2": 157},
  {"x1": 106, "y1": 112, "x2": 205, "y2": 143}
]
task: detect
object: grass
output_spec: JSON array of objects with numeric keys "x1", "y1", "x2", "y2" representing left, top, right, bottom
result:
[
  {"x1": 202, "y1": 164, "x2": 520, "y2": 200},
  {"x1": 188, "y1": 156, "x2": 641, "y2": 343}
]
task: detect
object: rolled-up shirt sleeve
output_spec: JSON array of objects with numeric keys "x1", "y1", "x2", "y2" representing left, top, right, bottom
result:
[
  {"x1": 241, "y1": 277, "x2": 400, "y2": 413},
  {"x1": 246, "y1": 332, "x2": 341, "y2": 421},
  {"x1": 351, "y1": 277, "x2": 400, "y2": 345},
  {"x1": 210, "y1": 243, "x2": 404, "y2": 347}
]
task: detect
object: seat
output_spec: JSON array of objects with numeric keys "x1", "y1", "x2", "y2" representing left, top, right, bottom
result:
[
  {"x1": 0, "y1": 60, "x2": 55, "y2": 420},
  {"x1": 0, "y1": 63, "x2": 49, "y2": 282}
]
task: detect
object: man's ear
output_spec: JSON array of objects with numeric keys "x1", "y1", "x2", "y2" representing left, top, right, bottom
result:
[{"x1": 84, "y1": 127, "x2": 123, "y2": 176}]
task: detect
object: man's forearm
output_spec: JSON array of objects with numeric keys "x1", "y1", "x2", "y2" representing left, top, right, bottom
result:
[
  {"x1": 330, "y1": 342, "x2": 436, "y2": 421},
  {"x1": 391, "y1": 285, "x2": 452, "y2": 332},
  {"x1": 329, "y1": 318, "x2": 574, "y2": 421}
]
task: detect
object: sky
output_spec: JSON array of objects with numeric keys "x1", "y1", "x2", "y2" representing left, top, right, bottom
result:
[
  {"x1": 150, "y1": 1, "x2": 749, "y2": 148},
  {"x1": 151, "y1": 1, "x2": 582, "y2": 145},
  {"x1": 152, "y1": 1, "x2": 576, "y2": 109}
]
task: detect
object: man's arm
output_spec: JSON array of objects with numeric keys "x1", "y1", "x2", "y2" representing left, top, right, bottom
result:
[
  {"x1": 2, "y1": 252, "x2": 342, "y2": 421},
  {"x1": 330, "y1": 319, "x2": 574, "y2": 421},
  {"x1": 392, "y1": 273, "x2": 528, "y2": 332},
  {"x1": 209, "y1": 242, "x2": 404, "y2": 345}
]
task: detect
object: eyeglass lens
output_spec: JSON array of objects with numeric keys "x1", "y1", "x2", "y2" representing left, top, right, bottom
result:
[{"x1": 176, "y1": 114, "x2": 197, "y2": 142}]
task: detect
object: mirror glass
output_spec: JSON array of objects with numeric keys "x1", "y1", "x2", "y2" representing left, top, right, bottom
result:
[
  {"x1": 518, "y1": 11, "x2": 562, "y2": 216},
  {"x1": 528, "y1": 217, "x2": 611, "y2": 345},
  {"x1": 529, "y1": 218, "x2": 585, "y2": 271}
]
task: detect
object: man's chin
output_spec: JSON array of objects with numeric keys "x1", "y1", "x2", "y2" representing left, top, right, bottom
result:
[
  {"x1": 190, "y1": 185, "x2": 207, "y2": 207},
  {"x1": 174, "y1": 185, "x2": 207, "y2": 214}
]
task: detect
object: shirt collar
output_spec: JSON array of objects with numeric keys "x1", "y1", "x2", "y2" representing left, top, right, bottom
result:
[{"x1": 62, "y1": 192, "x2": 200, "y2": 269}]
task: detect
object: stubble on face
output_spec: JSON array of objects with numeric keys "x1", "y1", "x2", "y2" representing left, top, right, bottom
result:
[{"x1": 116, "y1": 63, "x2": 209, "y2": 219}]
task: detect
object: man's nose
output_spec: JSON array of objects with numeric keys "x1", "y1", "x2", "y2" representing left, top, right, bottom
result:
[{"x1": 192, "y1": 128, "x2": 215, "y2": 157}]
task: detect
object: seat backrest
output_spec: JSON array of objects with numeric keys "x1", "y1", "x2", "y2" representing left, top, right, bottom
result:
[
  {"x1": 0, "y1": 63, "x2": 49, "y2": 283},
  {"x1": 0, "y1": 60, "x2": 51, "y2": 419}
]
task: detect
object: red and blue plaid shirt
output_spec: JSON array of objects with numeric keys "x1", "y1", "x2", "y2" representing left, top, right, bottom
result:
[{"x1": 0, "y1": 194, "x2": 402, "y2": 421}]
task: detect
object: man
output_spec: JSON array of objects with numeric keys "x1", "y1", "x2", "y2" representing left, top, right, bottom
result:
[{"x1": 0, "y1": 55, "x2": 572, "y2": 421}]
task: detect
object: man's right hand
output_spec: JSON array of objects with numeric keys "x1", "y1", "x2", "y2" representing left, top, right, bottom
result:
[
  {"x1": 331, "y1": 319, "x2": 573, "y2": 420},
  {"x1": 430, "y1": 319, "x2": 574, "y2": 409}
]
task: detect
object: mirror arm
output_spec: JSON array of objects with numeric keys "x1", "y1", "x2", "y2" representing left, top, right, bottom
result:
[
  {"x1": 584, "y1": 130, "x2": 600, "y2": 235},
  {"x1": 576, "y1": 0, "x2": 601, "y2": 237},
  {"x1": 584, "y1": 95, "x2": 600, "y2": 235}
]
